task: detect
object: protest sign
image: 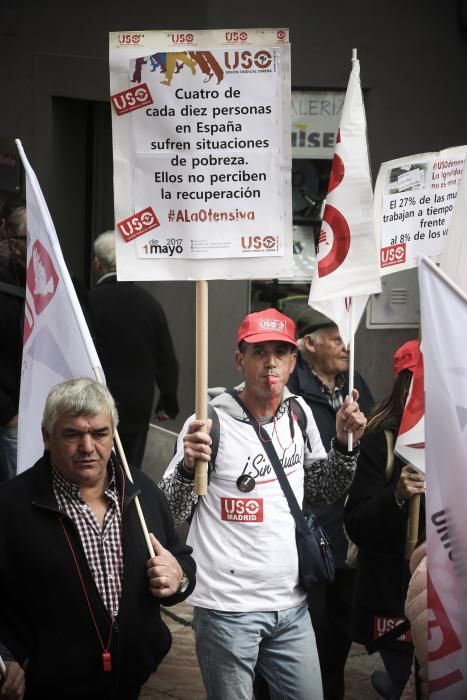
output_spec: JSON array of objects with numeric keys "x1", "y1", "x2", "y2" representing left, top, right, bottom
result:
[
  {"x1": 109, "y1": 29, "x2": 292, "y2": 281},
  {"x1": 374, "y1": 146, "x2": 466, "y2": 276}
]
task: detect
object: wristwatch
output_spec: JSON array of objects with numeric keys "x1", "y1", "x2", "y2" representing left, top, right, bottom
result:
[{"x1": 178, "y1": 572, "x2": 190, "y2": 593}]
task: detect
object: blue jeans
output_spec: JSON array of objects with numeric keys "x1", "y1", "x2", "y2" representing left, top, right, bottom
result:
[
  {"x1": 0, "y1": 425, "x2": 17, "y2": 482},
  {"x1": 193, "y1": 601, "x2": 323, "y2": 700}
]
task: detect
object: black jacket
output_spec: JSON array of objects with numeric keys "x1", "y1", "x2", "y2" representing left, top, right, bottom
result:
[
  {"x1": 0, "y1": 258, "x2": 25, "y2": 425},
  {"x1": 89, "y1": 275, "x2": 179, "y2": 431},
  {"x1": 344, "y1": 427, "x2": 415, "y2": 650},
  {"x1": 288, "y1": 352, "x2": 374, "y2": 566},
  {"x1": 0, "y1": 455, "x2": 195, "y2": 699}
]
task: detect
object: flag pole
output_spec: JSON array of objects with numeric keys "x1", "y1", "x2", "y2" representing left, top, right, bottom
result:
[
  {"x1": 405, "y1": 494, "x2": 421, "y2": 559},
  {"x1": 93, "y1": 367, "x2": 155, "y2": 557},
  {"x1": 347, "y1": 297, "x2": 355, "y2": 450},
  {"x1": 194, "y1": 280, "x2": 209, "y2": 495}
]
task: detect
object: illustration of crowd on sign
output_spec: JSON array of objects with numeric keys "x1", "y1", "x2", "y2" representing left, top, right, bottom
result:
[{"x1": 131, "y1": 51, "x2": 225, "y2": 87}]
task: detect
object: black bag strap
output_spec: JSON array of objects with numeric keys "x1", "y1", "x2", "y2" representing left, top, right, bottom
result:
[
  {"x1": 366, "y1": 618, "x2": 411, "y2": 654},
  {"x1": 227, "y1": 390, "x2": 309, "y2": 537},
  {"x1": 207, "y1": 404, "x2": 220, "y2": 469}
]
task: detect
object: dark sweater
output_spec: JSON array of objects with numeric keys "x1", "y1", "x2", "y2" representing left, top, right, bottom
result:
[
  {"x1": 89, "y1": 275, "x2": 179, "y2": 431},
  {"x1": 0, "y1": 455, "x2": 195, "y2": 699},
  {"x1": 344, "y1": 427, "x2": 415, "y2": 649},
  {"x1": 288, "y1": 352, "x2": 374, "y2": 566}
]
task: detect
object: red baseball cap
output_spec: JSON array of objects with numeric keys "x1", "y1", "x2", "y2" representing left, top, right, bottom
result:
[
  {"x1": 237, "y1": 309, "x2": 298, "y2": 347},
  {"x1": 392, "y1": 339, "x2": 420, "y2": 376}
]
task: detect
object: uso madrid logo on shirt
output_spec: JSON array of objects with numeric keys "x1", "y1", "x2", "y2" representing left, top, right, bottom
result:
[{"x1": 221, "y1": 497, "x2": 263, "y2": 522}]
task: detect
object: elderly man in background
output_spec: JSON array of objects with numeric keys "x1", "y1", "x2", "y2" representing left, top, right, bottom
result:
[
  {"x1": 288, "y1": 307, "x2": 374, "y2": 700},
  {"x1": 89, "y1": 231, "x2": 179, "y2": 470},
  {"x1": 0, "y1": 378, "x2": 195, "y2": 699}
]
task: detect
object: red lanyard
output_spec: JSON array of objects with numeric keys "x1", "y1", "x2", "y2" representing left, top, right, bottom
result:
[{"x1": 59, "y1": 466, "x2": 125, "y2": 673}]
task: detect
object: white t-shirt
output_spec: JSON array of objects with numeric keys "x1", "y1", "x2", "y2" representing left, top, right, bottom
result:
[{"x1": 174, "y1": 398, "x2": 326, "y2": 612}]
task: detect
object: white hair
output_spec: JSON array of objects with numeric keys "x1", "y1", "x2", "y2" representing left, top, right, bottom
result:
[
  {"x1": 93, "y1": 231, "x2": 116, "y2": 272},
  {"x1": 42, "y1": 378, "x2": 118, "y2": 434}
]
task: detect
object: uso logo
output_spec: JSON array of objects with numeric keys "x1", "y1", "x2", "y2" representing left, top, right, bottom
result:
[
  {"x1": 225, "y1": 31, "x2": 248, "y2": 42},
  {"x1": 170, "y1": 33, "x2": 194, "y2": 44},
  {"x1": 276, "y1": 30, "x2": 287, "y2": 41},
  {"x1": 380, "y1": 243, "x2": 406, "y2": 268},
  {"x1": 111, "y1": 83, "x2": 153, "y2": 116},
  {"x1": 241, "y1": 235, "x2": 277, "y2": 252},
  {"x1": 117, "y1": 207, "x2": 160, "y2": 242},
  {"x1": 118, "y1": 33, "x2": 144, "y2": 45},
  {"x1": 224, "y1": 49, "x2": 273, "y2": 70},
  {"x1": 221, "y1": 498, "x2": 263, "y2": 522}
]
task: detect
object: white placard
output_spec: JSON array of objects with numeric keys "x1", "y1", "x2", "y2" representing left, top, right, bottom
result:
[
  {"x1": 109, "y1": 28, "x2": 292, "y2": 281},
  {"x1": 374, "y1": 146, "x2": 466, "y2": 275}
]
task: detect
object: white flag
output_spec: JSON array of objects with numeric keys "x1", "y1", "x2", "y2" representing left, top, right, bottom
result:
[
  {"x1": 440, "y1": 160, "x2": 467, "y2": 293},
  {"x1": 16, "y1": 140, "x2": 103, "y2": 473},
  {"x1": 394, "y1": 350, "x2": 425, "y2": 472},
  {"x1": 419, "y1": 255, "x2": 467, "y2": 697},
  {"x1": 309, "y1": 55, "x2": 381, "y2": 345}
]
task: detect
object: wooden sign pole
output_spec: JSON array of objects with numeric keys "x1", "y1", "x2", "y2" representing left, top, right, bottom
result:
[{"x1": 194, "y1": 280, "x2": 209, "y2": 496}]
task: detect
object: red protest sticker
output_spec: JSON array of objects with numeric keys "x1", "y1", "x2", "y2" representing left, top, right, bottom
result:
[
  {"x1": 380, "y1": 243, "x2": 406, "y2": 268},
  {"x1": 220, "y1": 497, "x2": 263, "y2": 523},
  {"x1": 111, "y1": 83, "x2": 153, "y2": 115},
  {"x1": 373, "y1": 616, "x2": 412, "y2": 643},
  {"x1": 26, "y1": 240, "x2": 59, "y2": 315},
  {"x1": 117, "y1": 207, "x2": 160, "y2": 242}
]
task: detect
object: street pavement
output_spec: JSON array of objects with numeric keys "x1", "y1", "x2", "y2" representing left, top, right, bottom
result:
[{"x1": 140, "y1": 602, "x2": 386, "y2": 699}]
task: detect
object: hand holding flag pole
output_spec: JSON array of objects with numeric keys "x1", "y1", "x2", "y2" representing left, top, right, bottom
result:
[{"x1": 308, "y1": 48, "x2": 381, "y2": 450}]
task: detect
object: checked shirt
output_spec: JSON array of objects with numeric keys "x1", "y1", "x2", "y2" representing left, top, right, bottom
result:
[{"x1": 52, "y1": 465, "x2": 123, "y2": 616}]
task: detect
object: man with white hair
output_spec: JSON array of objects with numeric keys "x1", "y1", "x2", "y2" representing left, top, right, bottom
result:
[
  {"x1": 89, "y1": 231, "x2": 179, "y2": 469},
  {"x1": 0, "y1": 377, "x2": 195, "y2": 699},
  {"x1": 288, "y1": 307, "x2": 373, "y2": 700}
]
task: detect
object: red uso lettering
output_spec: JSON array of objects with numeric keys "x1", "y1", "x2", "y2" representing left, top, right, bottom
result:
[
  {"x1": 225, "y1": 31, "x2": 248, "y2": 42},
  {"x1": 221, "y1": 497, "x2": 263, "y2": 522},
  {"x1": 380, "y1": 243, "x2": 406, "y2": 268},
  {"x1": 111, "y1": 83, "x2": 153, "y2": 116},
  {"x1": 224, "y1": 50, "x2": 272, "y2": 71},
  {"x1": 170, "y1": 33, "x2": 194, "y2": 44},
  {"x1": 117, "y1": 207, "x2": 160, "y2": 242}
]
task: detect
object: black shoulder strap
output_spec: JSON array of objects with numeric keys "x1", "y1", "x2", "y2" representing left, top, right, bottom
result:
[
  {"x1": 227, "y1": 389, "x2": 309, "y2": 537},
  {"x1": 289, "y1": 397, "x2": 309, "y2": 448},
  {"x1": 207, "y1": 404, "x2": 220, "y2": 469}
]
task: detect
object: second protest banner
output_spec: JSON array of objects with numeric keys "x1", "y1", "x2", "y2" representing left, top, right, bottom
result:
[{"x1": 374, "y1": 146, "x2": 466, "y2": 275}]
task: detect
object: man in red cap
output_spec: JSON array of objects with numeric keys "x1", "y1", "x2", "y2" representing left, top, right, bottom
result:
[{"x1": 160, "y1": 308, "x2": 367, "y2": 700}]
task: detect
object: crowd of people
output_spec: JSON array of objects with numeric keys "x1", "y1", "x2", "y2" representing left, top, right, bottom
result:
[{"x1": 0, "y1": 197, "x2": 428, "y2": 700}]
